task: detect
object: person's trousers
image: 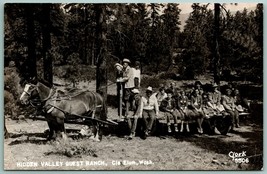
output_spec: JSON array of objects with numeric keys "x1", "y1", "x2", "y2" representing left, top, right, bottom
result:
[
  {"x1": 226, "y1": 109, "x2": 239, "y2": 126},
  {"x1": 127, "y1": 116, "x2": 138, "y2": 134},
  {"x1": 165, "y1": 111, "x2": 178, "y2": 124},
  {"x1": 142, "y1": 109, "x2": 155, "y2": 131}
]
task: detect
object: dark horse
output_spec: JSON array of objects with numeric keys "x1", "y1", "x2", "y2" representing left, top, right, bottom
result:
[{"x1": 19, "y1": 80, "x2": 106, "y2": 141}]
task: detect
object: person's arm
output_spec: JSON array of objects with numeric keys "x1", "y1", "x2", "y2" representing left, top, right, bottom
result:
[
  {"x1": 139, "y1": 97, "x2": 144, "y2": 117},
  {"x1": 159, "y1": 99, "x2": 168, "y2": 112},
  {"x1": 231, "y1": 98, "x2": 236, "y2": 110},
  {"x1": 154, "y1": 97, "x2": 159, "y2": 116},
  {"x1": 217, "y1": 92, "x2": 222, "y2": 105},
  {"x1": 190, "y1": 97, "x2": 197, "y2": 110},
  {"x1": 199, "y1": 96, "x2": 203, "y2": 109},
  {"x1": 222, "y1": 96, "x2": 231, "y2": 110},
  {"x1": 122, "y1": 68, "x2": 130, "y2": 82}
]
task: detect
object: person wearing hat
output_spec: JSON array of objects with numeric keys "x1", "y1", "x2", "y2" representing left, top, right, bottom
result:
[
  {"x1": 209, "y1": 82, "x2": 225, "y2": 114},
  {"x1": 114, "y1": 63, "x2": 124, "y2": 116},
  {"x1": 155, "y1": 86, "x2": 167, "y2": 106},
  {"x1": 140, "y1": 86, "x2": 159, "y2": 137},
  {"x1": 128, "y1": 88, "x2": 142, "y2": 139},
  {"x1": 132, "y1": 61, "x2": 141, "y2": 89},
  {"x1": 232, "y1": 89, "x2": 250, "y2": 113},
  {"x1": 188, "y1": 89, "x2": 205, "y2": 134},
  {"x1": 160, "y1": 89, "x2": 180, "y2": 133},
  {"x1": 121, "y1": 58, "x2": 135, "y2": 118},
  {"x1": 222, "y1": 86, "x2": 240, "y2": 129},
  {"x1": 177, "y1": 90, "x2": 190, "y2": 132}
]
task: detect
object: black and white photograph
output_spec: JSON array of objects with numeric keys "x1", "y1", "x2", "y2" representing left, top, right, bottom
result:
[{"x1": 4, "y1": 3, "x2": 263, "y2": 170}]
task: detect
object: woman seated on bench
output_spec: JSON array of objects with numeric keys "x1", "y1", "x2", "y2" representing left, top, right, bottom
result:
[
  {"x1": 188, "y1": 89, "x2": 205, "y2": 134},
  {"x1": 222, "y1": 87, "x2": 240, "y2": 129},
  {"x1": 206, "y1": 83, "x2": 225, "y2": 116},
  {"x1": 177, "y1": 90, "x2": 190, "y2": 132},
  {"x1": 232, "y1": 89, "x2": 250, "y2": 113},
  {"x1": 160, "y1": 90, "x2": 182, "y2": 133}
]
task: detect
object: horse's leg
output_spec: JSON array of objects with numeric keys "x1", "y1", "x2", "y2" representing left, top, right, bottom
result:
[
  {"x1": 94, "y1": 122, "x2": 101, "y2": 142},
  {"x1": 46, "y1": 114, "x2": 55, "y2": 140},
  {"x1": 56, "y1": 117, "x2": 67, "y2": 140},
  {"x1": 46, "y1": 121, "x2": 55, "y2": 140}
]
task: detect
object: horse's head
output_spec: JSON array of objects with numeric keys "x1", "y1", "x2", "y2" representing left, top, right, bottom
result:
[{"x1": 19, "y1": 83, "x2": 39, "y2": 105}]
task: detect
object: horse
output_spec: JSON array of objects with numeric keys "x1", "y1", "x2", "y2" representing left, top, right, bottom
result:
[{"x1": 19, "y1": 81, "x2": 106, "y2": 141}]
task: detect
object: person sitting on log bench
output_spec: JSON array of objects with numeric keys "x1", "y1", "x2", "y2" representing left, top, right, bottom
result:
[
  {"x1": 177, "y1": 90, "x2": 190, "y2": 132},
  {"x1": 128, "y1": 88, "x2": 142, "y2": 140},
  {"x1": 140, "y1": 86, "x2": 159, "y2": 137},
  {"x1": 232, "y1": 89, "x2": 250, "y2": 113},
  {"x1": 207, "y1": 83, "x2": 225, "y2": 116},
  {"x1": 222, "y1": 87, "x2": 240, "y2": 129},
  {"x1": 160, "y1": 89, "x2": 181, "y2": 133},
  {"x1": 188, "y1": 89, "x2": 205, "y2": 134}
]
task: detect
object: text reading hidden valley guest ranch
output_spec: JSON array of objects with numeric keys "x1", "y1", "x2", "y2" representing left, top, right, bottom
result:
[{"x1": 16, "y1": 160, "x2": 154, "y2": 168}]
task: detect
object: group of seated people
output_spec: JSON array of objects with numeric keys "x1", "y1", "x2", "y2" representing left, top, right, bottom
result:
[{"x1": 125, "y1": 81, "x2": 250, "y2": 139}]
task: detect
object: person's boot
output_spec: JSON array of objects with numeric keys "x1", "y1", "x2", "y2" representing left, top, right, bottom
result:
[
  {"x1": 168, "y1": 126, "x2": 172, "y2": 133},
  {"x1": 174, "y1": 124, "x2": 178, "y2": 132},
  {"x1": 128, "y1": 132, "x2": 135, "y2": 140}
]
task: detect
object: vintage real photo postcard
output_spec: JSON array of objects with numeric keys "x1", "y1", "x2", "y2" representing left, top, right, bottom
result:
[{"x1": 4, "y1": 3, "x2": 263, "y2": 170}]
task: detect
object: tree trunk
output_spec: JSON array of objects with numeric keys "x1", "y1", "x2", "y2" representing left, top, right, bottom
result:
[
  {"x1": 213, "y1": 3, "x2": 220, "y2": 85},
  {"x1": 95, "y1": 4, "x2": 107, "y2": 118},
  {"x1": 42, "y1": 4, "x2": 53, "y2": 84},
  {"x1": 4, "y1": 119, "x2": 9, "y2": 139},
  {"x1": 25, "y1": 5, "x2": 37, "y2": 79}
]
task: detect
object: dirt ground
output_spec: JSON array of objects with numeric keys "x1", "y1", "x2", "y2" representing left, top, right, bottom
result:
[
  {"x1": 4, "y1": 110, "x2": 263, "y2": 171},
  {"x1": 4, "y1": 80, "x2": 263, "y2": 171}
]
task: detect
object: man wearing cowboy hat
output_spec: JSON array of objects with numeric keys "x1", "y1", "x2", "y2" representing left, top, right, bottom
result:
[
  {"x1": 128, "y1": 88, "x2": 142, "y2": 139},
  {"x1": 121, "y1": 58, "x2": 135, "y2": 118},
  {"x1": 140, "y1": 86, "x2": 159, "y2": 137}
]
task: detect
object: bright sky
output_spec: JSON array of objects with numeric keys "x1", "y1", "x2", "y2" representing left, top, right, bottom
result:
[{"x1": 179, "y1": 3, "x2": 258, "y2": 14}]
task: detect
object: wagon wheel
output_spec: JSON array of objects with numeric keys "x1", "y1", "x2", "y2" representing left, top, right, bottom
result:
[{"x1": 215, "y1": 115, "x2": 232, "y2": 135}]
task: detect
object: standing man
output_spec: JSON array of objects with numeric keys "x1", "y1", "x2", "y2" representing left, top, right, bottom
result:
[
  {"x1": 114, "y1": 63, "x2": 124, "y2": 117},
  {"x1": 121, "y1": 58, "x2": 135, "y2": 118},
  {"x1": 132, "y1": 61, "x2": 141, "y2": 89}
]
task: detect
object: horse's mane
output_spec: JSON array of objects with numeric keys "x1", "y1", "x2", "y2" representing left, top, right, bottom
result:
[{"x1": 38, "y1": 78, "x2": 53, "y2": 88}]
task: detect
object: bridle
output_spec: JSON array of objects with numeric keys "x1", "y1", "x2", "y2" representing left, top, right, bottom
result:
[
  {"x1": 22, "y1": 84, "x2": 54, "y2": 108},
  {"x1": 23, "y1": 84, "x2": 37, "y2": 97}
]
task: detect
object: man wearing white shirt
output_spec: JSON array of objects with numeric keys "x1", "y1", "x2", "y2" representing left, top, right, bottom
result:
[
  {"x1": 132, "y1": 61, "x2": 141, "y2": 89},
  {"x1": 140, "y1": 86, "x2": 159, "y2": 137},
  {"x1": 122, "y1": 58, "x2": 135, "y2": 118}
]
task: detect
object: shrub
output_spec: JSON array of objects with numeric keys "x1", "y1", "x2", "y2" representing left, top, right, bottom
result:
[
  {"x1": 141, "y1": 75, "x2": 163, "y2": 88},
  {"x1": 4, "y1": 66, "x2": 22, "y2": 119},
  {"x1": 47, "y1": 139, "x2": 98, "y2": 158}
]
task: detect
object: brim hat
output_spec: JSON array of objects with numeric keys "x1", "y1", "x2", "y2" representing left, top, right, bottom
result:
[
  {"x1": 146, "y1": 86, "x2": 153, "y2": 92},
  {"x1": 114, "y1": 63, "x2": 123, "y2": 69},
  {"x1": 123, "y1": 58, "x2": 131, "y2": 64},
  {"x1": 195, "y1": 81, "x2": 202, "y2": 86},
  {"x1": 212, "y1": 83, "x2": 218, "y2": 87},
  {"x1": 132, "y1": 89, "x2": 140, "y2": 94},
  {"x1": 236, "y1": 105, "x2": 244, "y2": 112}
]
